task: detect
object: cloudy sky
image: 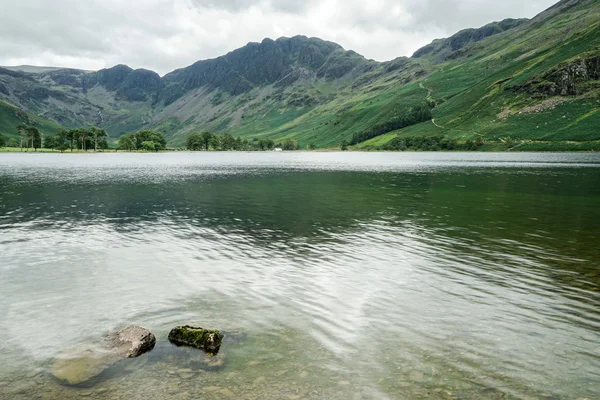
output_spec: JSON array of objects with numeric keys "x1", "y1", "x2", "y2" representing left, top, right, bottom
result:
[{"x1": 0, "y1": 0, "x2": 557, "y2": 75}]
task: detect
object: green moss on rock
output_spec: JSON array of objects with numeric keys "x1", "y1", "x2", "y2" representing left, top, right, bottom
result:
[{"x1": 168, "y1": 326, "x2": 223, "y2": 355}]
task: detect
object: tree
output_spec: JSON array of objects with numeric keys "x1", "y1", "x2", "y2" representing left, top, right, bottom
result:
[
  {"x1": 187, "y1": 132, "x2": 204, "y2": 151},
  {"x1": 141, "y1": 141, "x2": 156, "y2": 151},
  {"x1": 134, "y1": 130, "x2": 166, "y2": 151},
  {"x1": 441, "y1": 138, "x2": 458, "y2": 150},
  {"x1": 0, "y1": 134, "x2": 5, "y2": 148},
  {"x1": 209, "y1": 136, "x2": 220, "y2": 151},
  {"x1": 77, "y1": 128, "x2": 90, "y2": 151},
  {"x1": 16, "y1": 124, "x2": 27, "y2": 151},
  {"x1": 56, "y1": 130, "x2": 69, "y2": 153},
  {"x1": 282, "y1": 139, "x2": 298, "y2": 151},
  {"x1": 233, "y1": 137, "x2": 243, "y2": 151},
  {"x1": 201, "y1": 132, "x2": 213, "y2": 150},
  {"x1": 8, "y1": 138, "x2": 18, "y2": 147},
  {"x1": 118, "y1": 133, "x2": 136, "y2": 151},
  {"x1": 44, "y1": 135, "x2": 56, "y2": 151},
  {"x1": 242, "y1": 138, "x2": 250, "y2": 150},
  {"x1": 89, "y1": 126, "x2": 108, "y2": 151},
  {"x1": 26, "y1": 127, "x2": 41, "y2": 151},
  {"x1": 220, "y1": 133, "x2": 235, "y2": 150},
  {"x1": 67, "y1": 129, "x2": 78, "y2": 152},
  {"x1": 340, "y1": 138, "x2": 348, "y2": 151},
  {"x1": 257, "y1": 139, "x2": 267, "y2": 151},
  {"x1": 308, "y1": 143, "x2": 317, "y2": 150}
]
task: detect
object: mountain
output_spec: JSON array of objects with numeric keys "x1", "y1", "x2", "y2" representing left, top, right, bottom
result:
[
  {"x1": 1, "y1": 65, "x2": 84, "y2": 74},
  {"x1": 0, "y1": 0, "x2": 599, "y2": 150},
  {"x1": 412, "y1": 18, "x2": 529, "y2": 61}
]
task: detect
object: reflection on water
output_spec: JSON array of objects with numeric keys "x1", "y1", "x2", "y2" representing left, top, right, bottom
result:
[{"x1": 0, "y1": 152, "x2": 599, "y2": 399}]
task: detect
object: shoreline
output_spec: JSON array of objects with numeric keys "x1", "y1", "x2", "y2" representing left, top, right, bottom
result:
[{"x1": 1, "y1": 148, "x2": 599, "y2": 154}]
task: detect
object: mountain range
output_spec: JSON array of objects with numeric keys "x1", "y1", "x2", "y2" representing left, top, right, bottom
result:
[{"x1": 0, "y1": 0, "x2": 599, "y2": 150}]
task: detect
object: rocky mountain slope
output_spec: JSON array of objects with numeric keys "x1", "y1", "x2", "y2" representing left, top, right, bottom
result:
[{"x1": 0, "y1": 0, "x2": 598, "y2": 150}]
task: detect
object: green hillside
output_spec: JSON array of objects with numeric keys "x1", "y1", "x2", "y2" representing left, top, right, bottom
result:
[
  {"x1": 0, "y1": 99, "x2": 63, "y2": 140},
  {"x1": 0, "y1": 0, "x2": 599, "y2": 150},
  {"x1": 353, "y1": 0, "x2": 600, "y2": 151}
]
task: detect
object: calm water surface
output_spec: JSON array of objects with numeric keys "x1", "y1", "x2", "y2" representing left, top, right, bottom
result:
[{"x1": 0, "y1": 152, "x2": 599, "y2": 400}]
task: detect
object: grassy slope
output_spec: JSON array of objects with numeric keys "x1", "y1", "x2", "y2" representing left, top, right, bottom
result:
[
  {"x1": 355, "y1": 0, "x2": 600, "y2": 150},
  {"x1": 0, "y1": 99, "x2": 63, "y2": 140}
]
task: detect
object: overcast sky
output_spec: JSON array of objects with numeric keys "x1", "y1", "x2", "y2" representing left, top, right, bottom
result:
[{"x1": 0, "y1": 0, "x2": 557, "y2": 75}]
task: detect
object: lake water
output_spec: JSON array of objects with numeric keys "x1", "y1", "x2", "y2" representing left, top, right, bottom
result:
[{"x1": 0, "y1": 152, "x2": 599, "y2": 400}]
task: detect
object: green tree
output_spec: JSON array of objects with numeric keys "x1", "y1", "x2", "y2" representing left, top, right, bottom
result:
[
  {"x1": 89, "y1": 126, "x2": 108, "y2": 151},
  {"x1": 16, "y1": 124, "x2": 27, "y2": 151},
  {"x1": 308, "y1": 143, "x2": 317, "y2": 150},
  {"x1": 8, "y1": 138, "x2": 18, "y2": 147},
  {"x1": 67, "y1": 129, "x2": 78, "y2": 152},
  {"x1": 141, "y1": 141, "x2": 156, "y2": 151},
  {"x1": 340, "y1": 138, "x2": 348, "y2": 151},
  {"x1": 44, "y1": 135, "x2": 56, "y2": 151},
  {"x1": 135, "y1": 130, "x2": 166, "y2": 151},
  {"x1": 0, "y1": 134, "x2": 5, "y2": 148},
  {"x1": 187, "y1": 132, "x2": 204, "y2": 151},
  {"x1": 441, "y1": 138, "x2": 458, "y2": 150},
  {"x1": 201, "y1": 132, "x2": 213, "y2": 150},
  {"x1": 209, "y1": 136, "x2": 220, "y2": 151},
  {"x1": 233, "y1": 137, "x2": 243, "y2": 151},
  {"x1": 282, "y1": 139, "x2": 298, "y2": 151},
  {"x1": 118, "y1": 133, "x2": 136, "y2": 151},
  {"x1": 56, "y1": 130, "x2": 69, "y2": 153},
  {"x1": 76, "y1": 128, "x2": 90, "y2": 151},
  {"x1": 26, "y1": 127, "x2": 41, "y2": 151},
  {"x1": 220, "y1": 133, "x2": 235, "y2": 150}
]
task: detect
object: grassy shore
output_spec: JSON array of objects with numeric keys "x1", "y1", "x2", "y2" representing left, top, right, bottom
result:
[{"x1": 2, "y1": 140, "x2": 599, "y2": 154}]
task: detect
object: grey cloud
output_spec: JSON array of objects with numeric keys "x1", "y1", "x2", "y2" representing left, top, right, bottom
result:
[
  {"x1": 0, "y1": 0, "x2": 558, "y2": 75},
  {"x1": 192, "y1": 0, "x2": 313, "y2": 13}
]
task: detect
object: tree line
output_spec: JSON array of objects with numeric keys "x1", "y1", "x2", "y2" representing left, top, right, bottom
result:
[
  {"x1": 349, "y1": 102, "x2": 434, "y2": 145},
  {"x1": 118, "y1": 130, "x2": 167, "y2": 152},
  {"x1": 380, "y1": 135, "x2": 485, "y2": 151},
  {"x1": 186, "y1": 132, "x2": 299, "y2": 151},
  {"x1": 0, "y1": 125, "x2": 110, "y2": 152},
  {"x1": 0, "y1": 125, "x2": 168, "y2": 152}
]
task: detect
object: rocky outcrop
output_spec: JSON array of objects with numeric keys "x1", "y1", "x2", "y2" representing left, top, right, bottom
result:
[
  {"x1": 84, "y1": 65, "x2": 164, "y2": 102},
  {"x1": 168, "y1": 326, "x2": 223, "y2": 355},
  {"x1": 512, "y1": 52, "x2": 600, "y2": 97},
  {"x1": 51, "y1": 326, "x2": 155, "y2": 385}
]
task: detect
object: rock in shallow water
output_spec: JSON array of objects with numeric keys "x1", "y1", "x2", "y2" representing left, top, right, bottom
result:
[
  {"x1": 168, "y1": 326, "x2": 223, "y2": 355},
  {"x1": 109, "y1": 326, "x2": 156, "y2": 357},
  {"x1": 51, "y1": 326, "x2": 155, "y2": 386}
]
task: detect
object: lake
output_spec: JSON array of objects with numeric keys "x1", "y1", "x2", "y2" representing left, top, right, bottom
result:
[{"x1": 0, "y1": 152, "x2": 599, "y2": 399}]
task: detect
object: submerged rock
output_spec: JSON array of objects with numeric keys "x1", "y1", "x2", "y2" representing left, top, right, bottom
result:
[
  {"x1": 168, "y1": 326, "x2": 223, "y2": 355},
  {"x1": 51, "y1": 326, "x2": 155, "y2": 385}
]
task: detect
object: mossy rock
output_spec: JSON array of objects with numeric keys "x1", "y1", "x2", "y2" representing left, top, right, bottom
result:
[{"x1": 168, "y1": 326, "x2": 223, "y2": 355}]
